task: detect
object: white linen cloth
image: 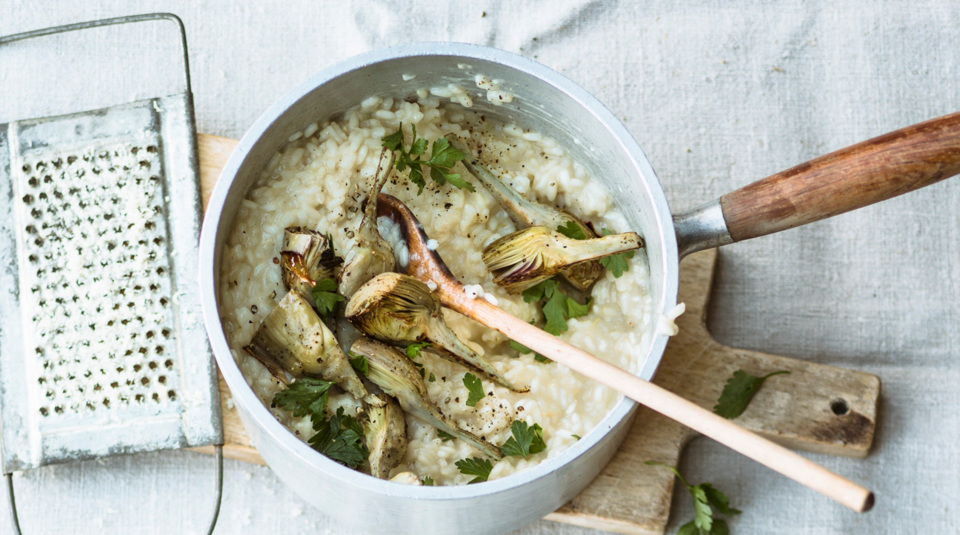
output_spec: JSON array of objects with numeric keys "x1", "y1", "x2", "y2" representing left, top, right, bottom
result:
[{"x1": 1, "y1": 1, "x2": 958, "y2": 533}]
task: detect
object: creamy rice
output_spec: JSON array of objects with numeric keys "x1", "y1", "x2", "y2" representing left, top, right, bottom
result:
[{"x1": 218, "y1": 92, "x2": 654, "y2": 485}]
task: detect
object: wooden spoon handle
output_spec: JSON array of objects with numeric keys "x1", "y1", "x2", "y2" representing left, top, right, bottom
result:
[
  {"x1": 449, "y1": 296, "x2": 874, "y2": 513},
  {"x1": 720, "y1": 111, "x2": 960, "y2": 241}
]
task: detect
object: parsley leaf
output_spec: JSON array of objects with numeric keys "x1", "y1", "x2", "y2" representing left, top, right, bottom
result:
[
  {"x1": 311, "y1": 277, "x2": 344, "y2": 319},
  {"x1": 456, "y1": 457, "x2": 494, "y2": 483},
  {"x1": 598, "y1": 228, "x2": 635, "y2": 278},
  {"x1": 645, "y1": 461, "x2": 740, "y2": 534},
  {"x1": 500, "y1": 420, "x2": 547, "y2": 458},
  {"x1": 713, "y1": 369, "x2": 791, "y2": 419},
  {"x1": 404, "y1": 342, "x2": 429, "y2": 378},
  {"x1": 556, "y1": 220, "x2": 587, "y2": 240},
  {"x1": 422, "y1": 476, "x2": 434, "y2": 486},
  {"x1": 522, "y1": 279, "x2": 591, "y2": 335},
  {"x1": 272, "y1": 377, "x2": 333, "y2": 428},
  {"x1": 348, "y1": 353, "x2": 369, "y2": 377},
  {"x1": 557, "y1": 223, "x2": 635, "y2": 278},
  {"x1": 428, "y1": 372, "x2": 436, "y2": 382},
  {"x1": 509, "y1": 339, "x2": 550, "y2": 363},
  {"x1": 381, "y1": 128, "x2": 404, "y2": 152},
  {"x1": 405, "y1": 341, "x2": 432, "y2": 359},
  {"x1": 381, "y1": 125, "x2": 471, "y2": 194},
  {"x1": 463, "y1": 373, "x2": 485, "y2": 407},
  {"x1": 309, "y1": 407, "x2": 369, "y2": 469},
  {"x1": 275, "y1": 380, "x2": 369, "y2": 468},
  {"x1": 437, "y1": 430, "x2": 455, "y2": 441}
]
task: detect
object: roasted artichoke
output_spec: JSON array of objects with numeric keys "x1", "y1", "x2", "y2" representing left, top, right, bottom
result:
[
  {"x1": 482, "y1": 226, "x2": 643, "y2": 293},
  {"x1": 338, "y1": 148, "x2": 398, "y2": 298},
  {"x1": 363, "y1": 393, "x2": 407, "y2": 479},
  {"x1": 446, "y1": 134, "x2": 604, "y2": 290},
  {"x1": 349, "y1": 337, "x2": 501, "y2": 460},
  {"x1": 280, "y1": 227, "x2": 342, "y2": 308},
  {"x1": 244, "y1": 289, "x2": 368, "y2": 400},
  {"x1": 344, "y1": 272, "x2": 523, "y2": 392}
]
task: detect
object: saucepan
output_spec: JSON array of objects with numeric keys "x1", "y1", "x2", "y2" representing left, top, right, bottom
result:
[{"x1": 198, "y1": 43, "x2": 960, "y2": 534}]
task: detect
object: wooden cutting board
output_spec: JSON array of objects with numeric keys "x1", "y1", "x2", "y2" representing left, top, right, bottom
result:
[{"x1": 193, "y1": 134, "x2": 881, "y2": 535}]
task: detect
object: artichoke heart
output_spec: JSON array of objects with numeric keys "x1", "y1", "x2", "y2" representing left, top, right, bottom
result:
[
  {"x1": 482, "y1": 226, "x2": 644, "y2": 293},
  {"x1": 280, "y1": 227, "x2": 342, "y2": 307},
  {"x1": 363, "y1": 393, "x2": 407, "y2": 479},
  {"x1": 345, "y1": 272, "x2": 525, "y2": 392},
  {"x1": 350, "y1": 337, "x2": 501, "y2": 460},
  {"x1": 244, "y1": 290, "x2": 368, "y2": 400},
  {"x1": 446, "y1": 134, "x2": 604, "y2": 290},
  {"x1": 338, "y1": 148, "x2": 398, "y2": 298}
]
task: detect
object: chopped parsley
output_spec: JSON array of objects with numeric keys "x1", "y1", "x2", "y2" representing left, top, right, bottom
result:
[
  {"x1": 382, "y1": 124, "x2": 472, "y2": 194},
  {"x1": 311, "y1": 277, "x2": 344, "y2": 319},
  {"x1": 500, "y1": 420, "x2": 547, "y2": 458},
  {"x1": 463, "y1": 373, "x2": 485, "y2": 407},
  {"x1": 713, "y1": 370, "x2": 791, "y2": 419},
  {"x1": 456, "y1": 457, "x2": 494, "y2": 484},
  {"x1": 645, "y1": 462, "x2": 740, "y2": 534},
  {"x1": 509, "y1": 339, "x2": 550, "y2": 363},
  {"x1": 437, "y1": 430, "x2": 455, "y2": 442},
  {"x1": 556, "y1": 220, "x2": 587, "y2": 240},
  {"x1": 556, "y1": 223, "x2": 635, "y2": 278},
  {"x1": 404, "y1": 342, "x2": 428, "y2": 379},
  {"x1": 405, "y1": 341, "x2": 432, "y2": 359},
  {"x1": 422, "y1": 476, "x2": 434, "y2": 486},
  {"x1": 348, "y1": 353, "x2": 369, "y2": 377},
  {"x1": 428, "y1": 372, "x2": 436, "y2": 382},
  {"x1": 272, "y1": 377, "x2": 333, "y2": 428},
  {"x1": 309, "y1": 407, "x2": 369, "y2": 469},
  {"x1": 598, "y1": 228, "x2": 635, "y2": 278},
  {"x1": 571, "y1": 434, "x2": 581, "y2": 440},
  {"x1": 521, "y1": 279, "x2": 590, "y2": 335},
  {"x1": 274, "y1": 380, "x2": 368, "y2": 468}
]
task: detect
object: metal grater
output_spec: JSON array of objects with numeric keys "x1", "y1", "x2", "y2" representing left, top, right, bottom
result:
[{"x1": 0, "y1": 14, "x2": 222, "y2": 479}]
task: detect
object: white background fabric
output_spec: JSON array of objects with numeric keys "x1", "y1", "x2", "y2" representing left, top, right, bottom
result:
[{"x1": 1, "y1": 1, "x2": 958, "y2": 533}]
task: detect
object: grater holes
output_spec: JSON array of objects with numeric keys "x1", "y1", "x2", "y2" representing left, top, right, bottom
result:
[{"x1": 22, "y1": 140, "x2": 181, "y2": 418}]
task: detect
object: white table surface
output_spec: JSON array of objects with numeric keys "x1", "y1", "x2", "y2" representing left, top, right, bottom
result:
[{"x1": 2, "y1": 1, "x2": 959, "y2": 533}]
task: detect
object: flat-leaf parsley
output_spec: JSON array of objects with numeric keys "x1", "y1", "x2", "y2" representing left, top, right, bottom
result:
[
  {"x1": 645, "y1": 461, "x2": 740, "y2": 534},
  {"x1": 456, "y1": 457, "x2": 493, "y2": 483},
  {"x1": 463, "y1": 373, "x2": 485, "y2": 407},
  {"x1": 521, "y1": 279, "x2": 590, "y2": 335},
  {"x1": 500, "y1": 420, "x2": 547, "y2": 458},
  {"x1": 713, "y1": 369, "x2": 791, "y2": 419},
  {"x1": 382, "y1": 124, "x2": 472, "y2": 194}
]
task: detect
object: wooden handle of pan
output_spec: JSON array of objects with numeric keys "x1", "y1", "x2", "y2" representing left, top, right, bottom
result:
[
  {"x1": 720, "y1": 111, "x2": 960, "y2": 242},
  {"x1": 448, "y1": 295, "x2": 875, "y2": 513}
]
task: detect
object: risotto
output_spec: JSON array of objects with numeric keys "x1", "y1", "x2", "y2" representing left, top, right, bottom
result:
[{"x1": 218, "y1": 89, "x2": 655, "y2": 485}]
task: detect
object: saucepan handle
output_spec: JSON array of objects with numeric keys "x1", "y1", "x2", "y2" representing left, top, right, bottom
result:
[{"x1": 674, "y1": 111, "x2": 960, "y2": 257}]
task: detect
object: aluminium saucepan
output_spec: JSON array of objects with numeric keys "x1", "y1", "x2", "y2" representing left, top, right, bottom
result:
[{"x1": 198, "y1": 43, "x2": 960, "y2": 534}]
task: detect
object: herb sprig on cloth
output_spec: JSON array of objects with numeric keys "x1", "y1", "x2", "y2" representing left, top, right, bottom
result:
[{"x1": 645, "y1": 461, "x2": 741, "y2": 534}]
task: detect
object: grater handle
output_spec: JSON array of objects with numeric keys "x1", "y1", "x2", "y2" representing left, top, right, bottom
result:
[
  {"x1": 4, "y1": 444, "x2": 224, "y2": 535},
  {"x1": 0, "y1": 12, "x2": 193, "y2": 96}
]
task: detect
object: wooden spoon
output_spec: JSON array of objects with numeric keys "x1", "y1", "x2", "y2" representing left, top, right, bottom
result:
[{"x1": 377, "y1": 193, "x2": 874, "y2": 513}]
